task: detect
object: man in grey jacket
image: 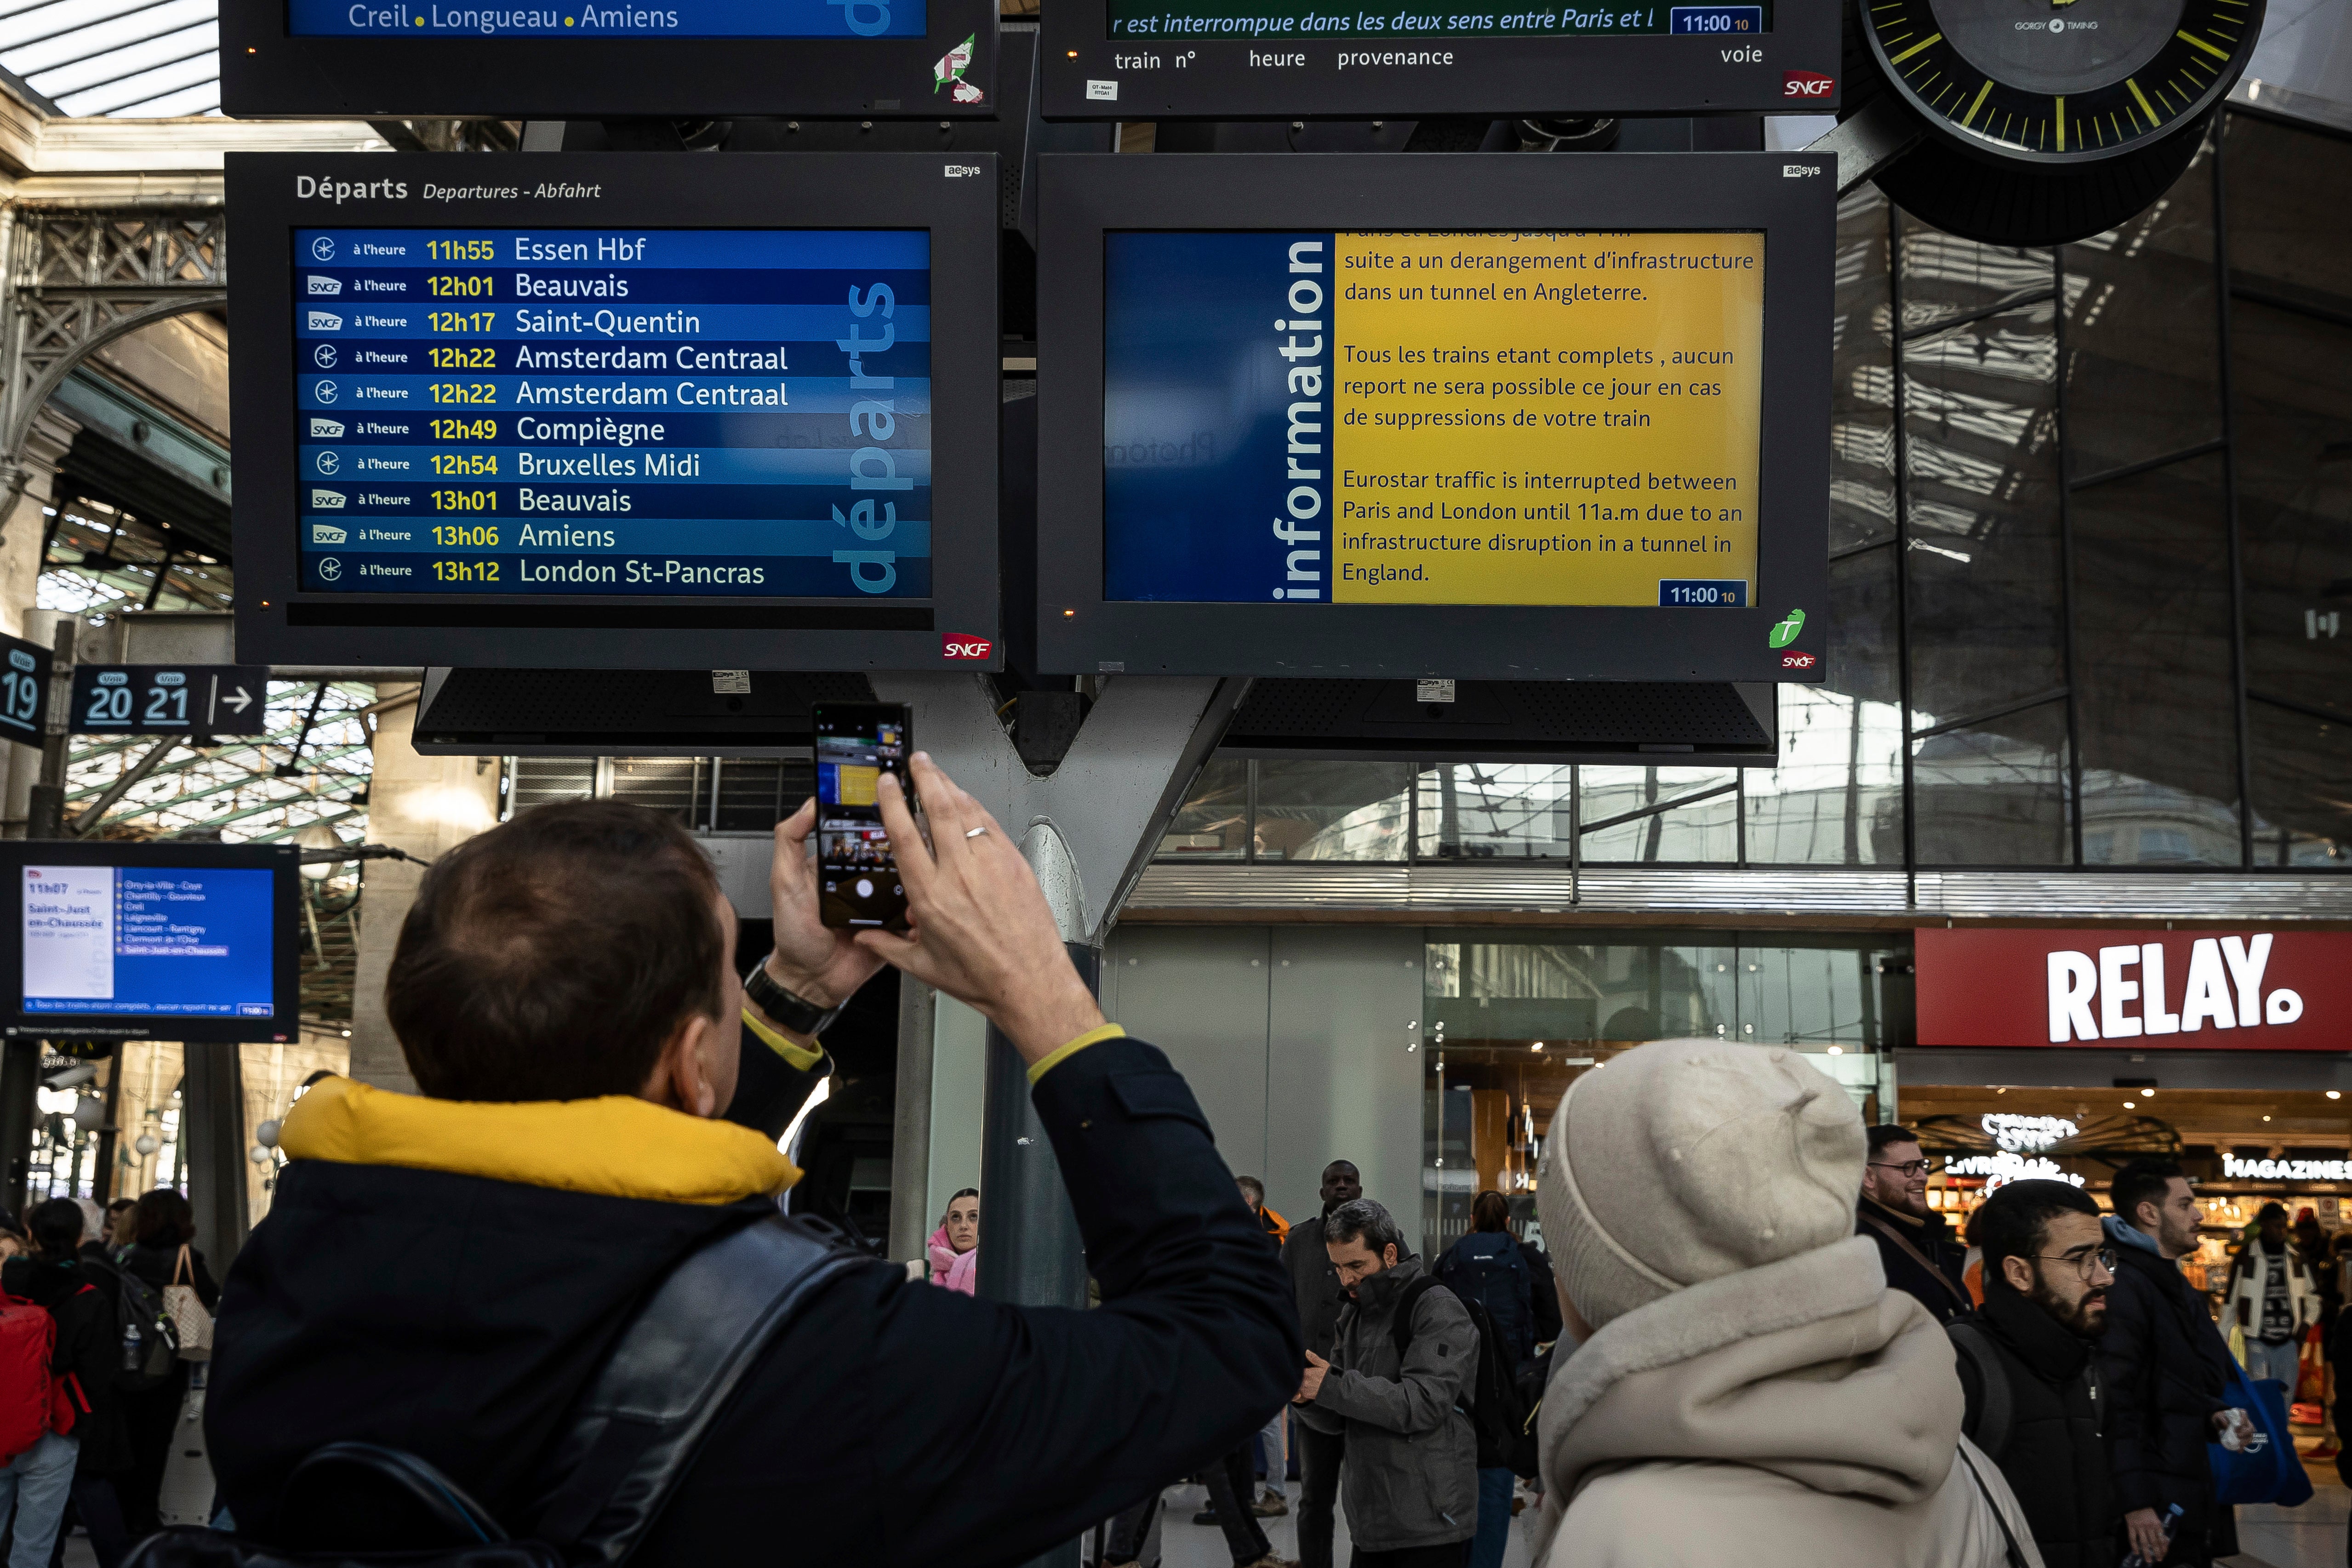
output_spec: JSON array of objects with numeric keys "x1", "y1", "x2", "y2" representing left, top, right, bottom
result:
[{"x1": 1295, "y1": 1197, "x2": 1479, "y2": 1568}]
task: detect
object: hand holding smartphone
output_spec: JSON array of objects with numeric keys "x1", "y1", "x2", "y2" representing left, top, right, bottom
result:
[{"x1": 814, "y1": 703, "x2": 915, "y2": 932}]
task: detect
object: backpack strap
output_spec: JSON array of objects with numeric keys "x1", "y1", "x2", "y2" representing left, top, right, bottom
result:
[
  {"x1": 1955, "y1": 1443, "x2": 2030, "y2": 1568},
  {"x1": 529, "y1": 1210, "x2": 861, "y2": 1564},
  {"x1": 1388, "y1": 1275, "x2": 1446, "y2": 1360},
  {"x1": 1947, "y1": 1321, "x2": 2014, "y2": 1464}
]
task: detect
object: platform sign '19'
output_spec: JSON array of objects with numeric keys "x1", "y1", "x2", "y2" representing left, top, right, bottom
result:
[{"x1": 0, "y1": 636, "x2": 49, "y2": 750}]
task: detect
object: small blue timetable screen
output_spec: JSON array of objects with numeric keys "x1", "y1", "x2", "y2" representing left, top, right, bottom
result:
[
  {"x1": 294, "y1": 228, "x2": 932, "y2": 599},
  {"x1": 286, "y1": 0, "x2": 925, "y2": 38}
]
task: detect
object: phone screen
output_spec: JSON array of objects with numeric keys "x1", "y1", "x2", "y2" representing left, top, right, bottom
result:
[{"x1": 814, "y1": 703, "x2": 913, "y2": 931}]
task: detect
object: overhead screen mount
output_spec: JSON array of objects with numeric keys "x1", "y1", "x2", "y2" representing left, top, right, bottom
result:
[
  {"x1": 1034, "y1": 151, "x2": 1833, "y2": 684},
  {"x1": 1040, "y1": 0, "x2": 1838, "y2": 120},
  {"x1": 228, "y1": 152, "x2": 1003, "y2": 672},
  {"x1": 0, "y1": 840, "x2": 303, "y2": 1046},
  {"x1": 220, "y1": 0, "x2": 1000, "y2": 118}
]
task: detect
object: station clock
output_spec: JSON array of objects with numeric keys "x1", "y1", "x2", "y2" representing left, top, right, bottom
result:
[{"x1": 1845, "y1": 0, "x2": 2268, "y2": 244}]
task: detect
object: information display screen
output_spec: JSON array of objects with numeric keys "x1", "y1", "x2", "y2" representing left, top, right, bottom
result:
[
  {"x1": 22, "y1": 866, "x2": 275, "y2": 1019},
  {"x1": 1039, "y1": 0, "x2": 1833, "y2": 119},
  {"x1": 287, "y1": 0, "x2": 927, "y2": 36},
  {"x1": 0, "y1": 842, "x2": 299, "y2": 1043},
  {"x1": 230, "y1": 154, "x2": 1001, "y2": 671},
  {"x1": 1035, "y1": 153, "x2": 1832, "y2": 682},
  {"x1": 1103, "y1": 229, "x2": 1763, "y2": 608},
  {"x1": 293, "y1": 227, "x2": 931, "y2": 602},
  {"x1": 1104, "y1": 0, "x2": 1765, "y2": 40},
  {"x1": 220, "y1": 0, "x2": 994, "y2": 120}
]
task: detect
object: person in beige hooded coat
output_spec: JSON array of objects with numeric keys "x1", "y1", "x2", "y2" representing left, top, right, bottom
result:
[{"x1": 1532, "y1": 1040, "x2": 2043, "y2": 1568}]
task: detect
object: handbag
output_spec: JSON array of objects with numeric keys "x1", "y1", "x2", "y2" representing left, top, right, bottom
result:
[
  {"x1": 2209, "y1": 1359, "x2": 2314, "y2": 1508},
  {"x1": 164, "y1": 1245, "x2": 212, "y2": 1363}
]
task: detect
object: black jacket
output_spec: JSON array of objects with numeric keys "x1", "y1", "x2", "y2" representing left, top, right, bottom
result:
[
  {"x1": 1856, "y1": 1198, "x2": 1973, "y2": 1325},
  {"x1": 1954, "y1": 1286, "x2": 2113, "y2": 1568},
  {"x1": 117, "y1": 1239, "x2": 220, "y2": 1310},
  {"x1": 206, "y1": 1035, "x2": 1301, "y2": 1567},
  {"x1": 2097, "y1": 1233, "x2": 2233, "y2": 1545},
  {"x1": 1, "y1": 1254, "x2": 126, "y2": 1474},
  {"x1": 1282, "y1": 1214, "x2": 1349, "y2": 1361}
]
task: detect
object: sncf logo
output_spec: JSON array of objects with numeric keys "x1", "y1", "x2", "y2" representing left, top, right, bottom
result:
[
  {"x1": 1780, "y1": 652, "x2": 1817, "y2": 669},
  {"x1": 1784, "y1": 70, "x2": 1835, "y2": 98},
  {"x1": 942, "y1": 634, "x2": 993, "y2": 661}
]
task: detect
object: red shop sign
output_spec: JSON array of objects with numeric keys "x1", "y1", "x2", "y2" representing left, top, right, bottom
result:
[{"x1": 1916, "y1": 928, "x2": 2343, "y2": 1050}]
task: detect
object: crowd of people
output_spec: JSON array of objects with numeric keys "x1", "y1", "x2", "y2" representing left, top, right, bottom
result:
[
  {"x1": 0, "y1": 1186, "x2": 220, "y2": 1568},
  {"x1": 0, "y1": 759, "x2": 2309, "y2": 1568}
]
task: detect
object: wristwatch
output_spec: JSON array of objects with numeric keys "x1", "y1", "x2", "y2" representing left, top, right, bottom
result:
[{"x1": 743, "y1": 960, "x2": 847, "y2": 1040}]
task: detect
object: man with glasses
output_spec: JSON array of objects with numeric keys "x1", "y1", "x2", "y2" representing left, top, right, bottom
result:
[
  {"x1": 1951, "y1": 1180, "x2": 2117, "y2": 1568},
  {"x1": 1856, "y1": 1123, "x2": 1972, "y2": 1324}
]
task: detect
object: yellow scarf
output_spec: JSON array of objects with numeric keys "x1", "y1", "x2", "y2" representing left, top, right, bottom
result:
[{"x1": 280, "y1": 1075, "x2": 801, "y2": 1205}]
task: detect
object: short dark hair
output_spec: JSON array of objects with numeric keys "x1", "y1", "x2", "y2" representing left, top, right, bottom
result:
[
  {"x1": 1866, "y1": 1124, "x2": 1919, "y2": 1157},
  {"x1": 1968, "y1": 1180, "x2": 2101, "y2": 1287},
  {"x1": 2257, "y1": 1201, "x2": 2289, "y2": 1223},
  {"x1": 387, "y1": 801, "x2": 728, "y2": 1102},
  {"x1": 2110, "y1": 1158, "x2": 2186, "y2": 1231},
  {"x1": 26, "y1": 1199, "x2": 83, "y2": 1257},
  {"x1": 1325, "y1": 1198, "x2": 1405, "y2": 1256},
  {"x1": 104, "y1": 1199, "x2": 133, "y2": 1217},
  {"x1": 1472, "y1": 1191, "x2": 1511, "y2": 1232},
  {"x1": 127, "y1": 1188, "x2": 194, "y2": 1249}
]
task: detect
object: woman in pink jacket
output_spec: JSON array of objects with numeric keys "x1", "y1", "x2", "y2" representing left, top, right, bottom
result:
[{"x1": 928, "y1": 1187, "x2": 979, "y2": 1294}]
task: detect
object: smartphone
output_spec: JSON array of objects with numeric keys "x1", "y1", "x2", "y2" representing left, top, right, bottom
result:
[{"x1": 813, "y1": 703, "x2": 913, "y2": 931}]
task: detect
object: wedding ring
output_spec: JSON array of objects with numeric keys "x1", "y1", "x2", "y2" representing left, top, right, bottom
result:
[{"x1": 964, "y1": 826, "x2": 988, "y2": 839}]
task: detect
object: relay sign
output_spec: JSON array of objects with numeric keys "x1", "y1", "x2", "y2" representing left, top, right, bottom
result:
[
  {"x1": 1102, "y1": 229, "x2": 1764, "y2": 608},
  {"x1": 293, "y1": 227, "x2": 933, "y2": 600}
]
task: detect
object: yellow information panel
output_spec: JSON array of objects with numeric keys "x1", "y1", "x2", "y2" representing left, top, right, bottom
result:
[{"x1": 1328, "y1": 230, "x2": 1763, "y2": 605}]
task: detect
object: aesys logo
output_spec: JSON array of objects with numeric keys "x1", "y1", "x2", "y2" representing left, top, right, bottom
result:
[
  {"x1": 309, "y1": 417, "x2": 345, "y2": 439},
  {"x1": 1783, "y1": 69, "x2": 1834, "y2": 98},
  {"x1": 310, "y1": 523, "x2": 348, "y2": 545},
  {"x1": 1780, "y1": 652, "x2": 1817, "y2": 670},
  {"x1": 308, "y1": 310, "x2": 343, "y2": 331},
  {"x1": 1768, "y1": 607, "x2": 1806, "y2": 648},
  {"x1": 308, "y1": 275, "x2": 342, "y2": 296},
  {"x1": 310, "y1": 488, "x2": 346, "y2": 510},
  {"x1": 941, "y1": 633, "x2": 993, "y2": 661},
  {"x1": 933, "y1": 32, "x2": 983, "y2": 103},
  {"x1": 6, "y1": 650, "x2": 33, "y2": 674}
]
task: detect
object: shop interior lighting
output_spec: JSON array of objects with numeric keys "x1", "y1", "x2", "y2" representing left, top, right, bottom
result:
[
  {"x1": 2331, "y1": 1091, "x2": 2344, "y2": 1101},
  {"x1": 1530, "y1": 1041, "x2": 1544, "y2": 1053},
  {"x1": 1826, "y1": 1045, "x2": 1844, "y2": 1056},
  {"x1": 2124, "y1": 1101, "x2": 2136, "y2": 1109}
]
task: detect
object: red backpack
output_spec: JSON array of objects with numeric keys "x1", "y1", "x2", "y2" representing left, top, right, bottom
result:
[{"x1": 0, "y1": 1289, "x2": 91, "y2": 1464}]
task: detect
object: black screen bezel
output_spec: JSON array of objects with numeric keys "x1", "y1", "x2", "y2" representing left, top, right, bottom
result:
[
  {"x1": 222, "y1": 0, "x2": 1001, "y2": 119},
  {"x1": 229, "y1": 152, "x2": 1002, "y2": 672},
  {"x1": 1038, "y1": 0, "x2": 1838, "y2": 120},
  {"x1": 1033, "y1": 151, "x2": 1833, "y2": 682},
  {"x1": 0, "y1": 840, "x2": 304, "y2": 1046}
]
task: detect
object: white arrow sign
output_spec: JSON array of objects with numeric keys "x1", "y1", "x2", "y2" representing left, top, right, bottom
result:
[{"x1": 220, "y1": 686, "x2": 253, "y2": 714}]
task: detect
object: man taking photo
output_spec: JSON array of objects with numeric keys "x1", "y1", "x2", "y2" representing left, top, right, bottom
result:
[
  {"x1": 207, "y1": 754, "x2": 1301, "y2": 1567},
  {"x1": 1951, "y1": 1179, "x2": 2116, "y2": 1568},
  {"x1": 1294, "y1": 1198, "x2": 1478, "y2": 1568},
  {"x1": 2101, "y1": 1158, "x2": 2255, "y2": 1568}
]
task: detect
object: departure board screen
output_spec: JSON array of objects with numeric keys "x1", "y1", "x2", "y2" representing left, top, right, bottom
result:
[
  {"x1": 293, "y1": 227, "x2": 931, "y2": 601},
  {"x1": 1102, "y1": 230, "x2": 1764, "y2": 608},
  {"x1": 20, "y1": 864, "x2": 276, "y2": 1020},
  {"x1": 1103, "y1": 0, "x2": 1766, "y2": 39},
  {"x1": 287, "y1": 0, "x2": 927, "y2": 38}
]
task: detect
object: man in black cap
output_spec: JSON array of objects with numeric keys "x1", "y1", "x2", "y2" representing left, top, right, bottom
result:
[
  {"x1": 2224, "y1": 1200, "x2": 2318, "y2": 1391},
  {"x1": 1856, "y1": 1124, "x2": 1972, "y2": 1324}
]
